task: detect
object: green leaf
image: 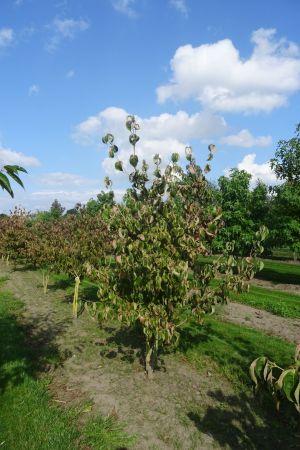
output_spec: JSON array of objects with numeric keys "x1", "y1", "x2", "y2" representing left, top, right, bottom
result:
[
  {"x1": 278, "y1": 369, "x2": 299, "y2": 402},
  {"x1": 129, "y1": 154, "x2": 138, "y2": 168},
  {"x1": 115, "y1": 161, "x2": 123, "y2": 172},
  {"x1": 0, "y1": 172, "x2": 14, "y2": 197},
  {"x1": 171, "y1": 153, "x2": 179, "y2": 163},
  {"x1": 4, "y1": 164, "x2": 27, "y2": 174},
  {"x1": 102, "y1": 133, "x2": 114, "y2": 145},
  {"x1": 129, "y1": 134, "x2": 140, "y2": 146},
  {"x1": 4, "y1": 170, "x2": 25, "y2": 189}
]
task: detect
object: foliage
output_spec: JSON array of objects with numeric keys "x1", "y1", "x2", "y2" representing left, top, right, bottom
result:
[
  {"x1": 91, "y1": 115, "x2": 267, "y2": 377},
  {"x1": 0, "y1": 164, "x2": 27, "y2": 198},
  {"x1": 250, "y1": 345, "x2": 300, "y2": 414},
  {"x1": 270, "y1": 123, "x2": 300, "y2": 185},
  {"x1": 213, "y1": 169, "x2": 271, "y2": 256},
  {"x1": 86, "y1": 190, "x2": 115, "y2": 216},
  {"x1": 49, "y1": 199, "x2": 65, "y2": 219},
  {"x1": 0, "y1": 207, "x2": 30, "y2": 265},
  {"x1": 269, "y1": 183, "x2": 300, "y2": 259}
]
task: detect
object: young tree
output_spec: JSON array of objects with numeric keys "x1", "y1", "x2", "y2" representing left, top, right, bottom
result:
[{"x1": 91, "y1": 116, "x2": 267, "y2": 378}]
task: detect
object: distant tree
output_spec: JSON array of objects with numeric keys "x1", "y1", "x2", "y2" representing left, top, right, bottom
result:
[
  {"x1": 49, "y1": 199, "x2": 65, "y2": 219},
  {"x1": 270, "y1": 184, "x2": 300, "y2": 260},
  {"x1": 269, "y1": 123, "x2": 300, "y2": 260},
  {"x1": 86, "y1": 191, "x2": 115, "y2": 216},
  {"x1": 214, "y1": 169, "x2": 255, "y2": 255},
  {"x1": 270, "y1": 123, "x2": 300, "y2": 185}
]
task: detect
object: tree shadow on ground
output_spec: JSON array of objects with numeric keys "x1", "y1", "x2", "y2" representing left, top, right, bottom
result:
[
  {"x1": 99, "y1": 323, "x2": 167, "y2": 372},
  {"x1": 256, "y1": 268, "x2": 300, "y2": 285},
  {"x1": 188, "y1": 389, "x2": 299, "y2": 450},
  {"x1": 0, "y1": 305, "x2": 72, "y2": 393}
]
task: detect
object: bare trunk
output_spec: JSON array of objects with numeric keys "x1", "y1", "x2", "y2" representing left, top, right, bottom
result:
[{"x1": 145, "y1": 341, "x2": 153, "y2": 379}]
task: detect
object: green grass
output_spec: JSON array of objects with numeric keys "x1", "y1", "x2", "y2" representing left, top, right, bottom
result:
[
  {"x1": 180, "y1": 317, "x2": 295, "y2": 388},
  {"x1": 0, "y1": 285, "x2": 134, "y2": 450},
  {"x1": 230, "y1": 284, "x2": 300, "y2": 318},
  {"x1": 257, "y1": 259, "x2": 300, "y2": 285}
]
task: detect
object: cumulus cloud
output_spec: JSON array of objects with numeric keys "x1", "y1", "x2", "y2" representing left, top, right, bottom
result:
[
  {"x1": 28, "y1": 84, "x2": 40, "y2": 96},
  {"x1": 0, "y1": 28, "x2": 14, "y2": 48},
  {"x1": 73, "y1": 106, "x2": 228, "y2": 183},
  {"x1": 112, "y1": 0, "x2": 137, "y2": 18},
  {"x1": 38, "y1": 172, "x2": 99, "y2": 187},
  {"x1": 221, "y1": 129, "x2": 272, "y2": 148},
  {"x1": 235, "y1": 153, "x2": 278, "y2": 186},
  {"x1": 170, "y1": 0, "x2": 188, "y2": 17},
  {"x1": 72, "y1": 106, "x2": 227, "y2": 179},
  {"x1": 72, "y1": 106, "x2": 226, "y2": 146},
  {"x1": 46, "y1": 17, "x2": 89, "y2": 52},
  {"x1": 157, "y1": 28, "x2": 300, "y2": 113},
  {"x1": 0, "y1": 146, "x2": 40, "y2": 167}
]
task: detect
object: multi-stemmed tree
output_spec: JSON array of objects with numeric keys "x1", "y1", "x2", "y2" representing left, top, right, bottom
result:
[{"x1": 91, "y1": 115, "x2": 267, "y2": 377}]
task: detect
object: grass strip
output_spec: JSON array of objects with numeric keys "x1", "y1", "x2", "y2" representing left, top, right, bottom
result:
[
  {"x1": 230, "y1": 284, "x2": 300, "y2": 318},
  {"x1": 180, "y1": 316, "x2": 295, "y2": 388},
  {"x1": 0, "y1": 285, "x2": 134, "y2": 450}
]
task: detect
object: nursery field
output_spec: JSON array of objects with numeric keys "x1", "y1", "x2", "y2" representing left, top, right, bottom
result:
[{"x1": 0, "y1": 259, "x2": 299, "y2": 450}]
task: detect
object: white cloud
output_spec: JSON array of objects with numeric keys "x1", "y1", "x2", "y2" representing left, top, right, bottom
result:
[
  {"x1": 157, "y1": 28, "x2": 300, "y2": 113},
  {"x1": 0, "y1": 146, "x2": 40, "y2": 167},
  {"x1": 112, "y1": 0, "x2": 137, "y2": 17},
  {"x1": 28, "y1": 84, "x2": 40, "y2": 96},
  {"x1": 46, "y1": 17, "x2": 89, "y2": 52},
  {"x1": 221, "y1": 129, "x2": 272, "y2": 148},
  {"x1": 0, "y1": 28, "x2": 14, "y2": 48},
  {"x1": 38, "y1": 172, "x2": 99, "y2": 187},
  {"x1": 72, "y1": 107, "x2": 226, "y2": 146},
  {"x1": 15, "y1": 0, "x2": 24, "y2": 6},
  {"x1": 73, "y1": 106, "x2": 226, "y2": 181},
  {"x1": 170, "y1": 0, "x2": 188, "y2": 18},
  {"x1": 66, "y1": 69, "x2": 75, "y2": 78},
  {"x1": 235, "y1": 153, "x2": 278, "y2": 186},
  {"x1": 29, "y1": 188, "x2": 125, "y2": 209}
]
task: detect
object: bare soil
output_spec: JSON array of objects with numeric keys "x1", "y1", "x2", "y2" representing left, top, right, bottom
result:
[
  {"x1": 0, "y1": 261, "x2": 297, "y2": 450},
  {"x1": 251, "y1": 278, "x2": 300, "y2": 295},
  {"x1": 221, "y1": 302, "x2": 300, "y2": 344}
]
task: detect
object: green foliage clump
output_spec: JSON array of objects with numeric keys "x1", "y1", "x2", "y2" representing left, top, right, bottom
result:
[{"x1": 250, "y1": 345, "x2": 300, "y2": 414}]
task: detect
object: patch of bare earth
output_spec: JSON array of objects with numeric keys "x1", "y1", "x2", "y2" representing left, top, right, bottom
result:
[
  {"x1": 221, "y1": 302, "x2": 300, "y2": 344},
  {"x1": 251, "y1": 278, "x2": 300, "y2": 295},
  {"x1": 0, "y1": 262, "x2": 294, "y2": 450}
]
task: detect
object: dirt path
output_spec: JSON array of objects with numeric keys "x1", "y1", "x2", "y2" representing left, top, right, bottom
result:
[
  {"x1": 221, "y1": 302, "x2": 300, "y2": 344},
  {"x1": 0, "y1": 262, "x2": 296, "y2": 450},
  {"x1": 251, "y1": 278, "x2": 300, "y2": 295}
]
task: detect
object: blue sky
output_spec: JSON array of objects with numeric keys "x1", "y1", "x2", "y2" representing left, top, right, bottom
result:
[{"x1": 1, "y1": 0, "x2": 300, "y2": 212}]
